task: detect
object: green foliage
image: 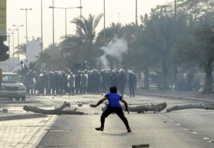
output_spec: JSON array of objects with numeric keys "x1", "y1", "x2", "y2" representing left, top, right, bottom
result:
[
  {"x1": 35, "y1": 0, "x2": 214, "y2": 92},
  {"x1": 35, "y1": 44, "x2": 68, "y2": 71},
  {"x1": 60, "y1": 35, "x2": 88, "y2": 64},
  {"x1": 14, "y1": 43, "x2": 27, "y2": 57},
  {"x1": 174, "y1": 23, "x2": 214, "y2": 66},
  {"x1": 96, "y1": 23, "x2": 123, "y2": 46},
  {"x1": 177, "y1": 0, "x2": 214, "y2": 22},
  {"x1": 60, "y1": 14, "x2": 103, "y2": 68}
]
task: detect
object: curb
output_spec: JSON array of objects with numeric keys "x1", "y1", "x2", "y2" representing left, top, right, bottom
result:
[
  {"x1": 141, "y1": 93, "x2": 214, "y2": 104},
  {"x1": 29, "y1": 115, "x2": 58, "y2": 148}
]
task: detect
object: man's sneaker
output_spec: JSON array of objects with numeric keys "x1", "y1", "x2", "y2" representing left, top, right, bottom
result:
[
  {"x1": 127, "y1": 128, "x2": 132, "y2": 133},
  {"x1": 95, "y1": 127, "x2": 104, "y2": 131}
]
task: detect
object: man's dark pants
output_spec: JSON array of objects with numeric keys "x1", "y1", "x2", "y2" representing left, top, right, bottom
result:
[{"x1": 100, "y1": 107, "x2": 130, "y2": 130}]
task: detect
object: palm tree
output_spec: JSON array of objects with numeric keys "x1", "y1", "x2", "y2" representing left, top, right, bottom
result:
[
  {"x1": 61, "y1": 14, "x2": 103, "y2": 68},
  {"x1": 96, "y1": 23, "x2": 123, "y2": 46},
  {"x1": 36, "y1": 43, "x2": 68, "y2": 70},
  {"x1": 14, "y1": 43, "x2": 27, "y2": 59},
  {"x1": 60, "y1": 35, "x2": 87, "y2": 64}
]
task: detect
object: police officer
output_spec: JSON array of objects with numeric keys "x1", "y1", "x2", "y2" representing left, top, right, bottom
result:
[{"x1": 128, "y1": 70, "x2": 137, "y2": 97}]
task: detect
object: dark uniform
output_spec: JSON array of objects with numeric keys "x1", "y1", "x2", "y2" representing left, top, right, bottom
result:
[
  {"x1": 118, "y1": 69, "x2": 126, "y2": 96},
  {"x1": 75, "y1": 71, "x2": 81, "y2": 94},
  {"x1": 128, "y1": 71, "x2": 137, "y2": 97}
]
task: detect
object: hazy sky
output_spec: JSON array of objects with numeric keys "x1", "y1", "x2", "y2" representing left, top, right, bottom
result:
[{"x1": 7, "y1": 0, "x2": 174, "y2": 49}]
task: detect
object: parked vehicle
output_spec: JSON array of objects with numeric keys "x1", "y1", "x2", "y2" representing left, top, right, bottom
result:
[{"x1": 0, "y1": 72, "x2": 26, "y2": 100}]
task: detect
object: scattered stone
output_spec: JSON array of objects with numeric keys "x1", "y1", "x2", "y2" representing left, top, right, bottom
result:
[
  {"x1": 78, "y1": 103, "x2": 83, "y2": 107},
  {"x1": 2, "y1": 109, "x2": 8, "y2": 113},
  {"x1": 208, "y1": 140, "x2": 214, "y2": 143},
  {"x1": 132, "y1": 144, "x2": 149, "y2": 147}
]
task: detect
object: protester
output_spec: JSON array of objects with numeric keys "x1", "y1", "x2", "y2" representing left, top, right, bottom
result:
[{"x1": 90, "y1": 86, "x2": 131, "y2": 133}]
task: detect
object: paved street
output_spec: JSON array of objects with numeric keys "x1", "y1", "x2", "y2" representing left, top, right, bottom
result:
[
  {"x1": 1, "y1": 91, "x2": 214, "y2": 148},
  {"x1": 38, "y1": 93, "x2": 214, "y2": 148}
]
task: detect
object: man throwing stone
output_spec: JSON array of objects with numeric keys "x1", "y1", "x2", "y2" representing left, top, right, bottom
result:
[{"x1": 90, "y1": 86, "x2": 131, "y2": 133}]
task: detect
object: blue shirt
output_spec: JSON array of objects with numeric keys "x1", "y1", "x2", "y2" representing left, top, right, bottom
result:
[{"x1": 105, "y1": 93, "x2": 122, "y2": 108}]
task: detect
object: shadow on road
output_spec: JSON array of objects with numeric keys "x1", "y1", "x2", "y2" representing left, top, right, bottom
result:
[{"x1": 102, "y1": 132, "x2": 131, "y2": 136}]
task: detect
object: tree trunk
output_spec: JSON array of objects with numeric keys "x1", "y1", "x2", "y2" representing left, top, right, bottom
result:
[
  {"x1": 166, "y1": 104, "x2": 214, "y2": 112},
  {"x1": 161, "y1": 41, "x2": 171, "y2": 90},
  {"x1": 162, "y1": 57, "x2": 170, "y2": 90},
  {"x1": 203, "y1": 62, "x2": 213, "y2": 94},
  {"x1": 143, "y1": 67, "x2": 150, "y2": 89},
  {"x1": 128, "y1": 102, "x2": 167, "y2": 113},
  {"x1": 174, "y1": 63, "x2": 178, "y2": 88},
  {"x1": 23, "y1": 102, "x2": 84, "y2": 115},
  {"x1": 102, "y1": 102, "x2": 167, "y2": 114}
]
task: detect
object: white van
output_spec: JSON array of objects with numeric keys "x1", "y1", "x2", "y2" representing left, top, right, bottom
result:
[{"x1": 0, "y1": 72, "x2": 26, "y2": 100}]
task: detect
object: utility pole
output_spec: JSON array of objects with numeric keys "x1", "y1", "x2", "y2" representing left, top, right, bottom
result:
[
  {"x1": 8, "y1": 29, "x2": 17, "y2": 63},
  {"x1": 20, "y1": 8, "x2": 32, "y2": 62},
  {"x1": 80, "y1": 0, "x2": 82, "y2": 17},
  {"x1": 20, "y1": 8, "x2": 32, "y2": 46},
  {"x1": 118, "y1": 12, "x2": 120, "y2": 23},
  {"x1": 135, "y1": 0, "x2": 138, "y2": 35},
  {"x1": 41, "y1": 0, "x2": 43, "y2": 50},
  {"x1": 13, "y1": 25, "x2": 23, "y2": 62},
  {"x1": 174, "y1": 0, "x2": 178, "y2": 87},
  {"x1": 52, "y1": 0, "x2": 55, "y2": 45},
  {"x1": 174, "y1": 0, "x2": 177, "y2": 20},
  {"x1": 135, "y1": 0, "x2": 138, "y2": 26},
  {"x1": 49, "y1": 6, "x2": 82, "y2": 38},
  {"x1": 103, "y1": 0, "x2": 106, "y2": 44}
]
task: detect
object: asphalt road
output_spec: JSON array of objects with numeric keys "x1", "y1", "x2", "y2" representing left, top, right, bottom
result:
[{"x1": 33, "y1": 94, "x2": 214, "y2": 148}]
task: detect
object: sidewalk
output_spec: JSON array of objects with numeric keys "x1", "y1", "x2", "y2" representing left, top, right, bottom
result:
[
  {"x1": 0, "y1": 106, "x2": 57, "y2": 148},
  {"x1": 0, "y1": 89, "x2": 214, "y2": 148}
]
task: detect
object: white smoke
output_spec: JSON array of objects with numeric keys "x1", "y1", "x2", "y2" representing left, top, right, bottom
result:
[{"x1": 99, "y1": 38, "x2": 128, "y2": 69}]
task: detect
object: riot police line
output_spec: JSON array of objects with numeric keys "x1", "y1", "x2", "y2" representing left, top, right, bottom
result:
[{"x1": 22, "y1": 68, "x2": 137, "y2": 97}]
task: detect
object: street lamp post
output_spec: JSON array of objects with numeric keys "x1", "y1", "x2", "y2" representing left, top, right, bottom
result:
[
  {"x1": 20, "y1": 8, "x2": 32, "y2": 46},
  {"x1": 52, "y1": 0, "x2": 55, "y2": 45},
  {"x1": 20, "y1": 8, "x2": 32, "y2": 62},
  {"x1": 41, "y1": 0, "x2": 43, "y2": 50},
  {"x1": 103, "y1": 0, "x2": 106, "y2": 44},
  {"x1": 13, "y1": 25, "x2": 23, "y2": 63},
  {"x1": 135, "y1": 0, "x2": 138, "y2": 26},
  {"x1": 49, "y1": 6, "x2": 82, "y2": 38},
  {"x1": 7, "y1": 34, "x2": 11, "y2": 66},
  {"x1": 118, "y1": 12, "x2": 120, "y2": 23},
  {"x1": 8, "y1": 29, "x2": 17, "y2": 63},
  {"x1": 80, "y1": 0, "x2": 82, "y2": 17},
  {"x1": 135, "y1": 0, "x2": 138, "y2": 35},
  {"x1": 174, "y1": 0, "x2": 177, "y2": 20}
]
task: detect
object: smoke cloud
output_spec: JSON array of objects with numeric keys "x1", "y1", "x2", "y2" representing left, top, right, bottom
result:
[{"x1": 99, "y1": 38, "x2": 128, "y2": 69}]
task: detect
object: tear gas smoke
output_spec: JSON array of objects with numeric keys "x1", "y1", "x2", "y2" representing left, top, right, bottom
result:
[{"x1": 99, "y1": 38, "x2": 128, "y2": 69}]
